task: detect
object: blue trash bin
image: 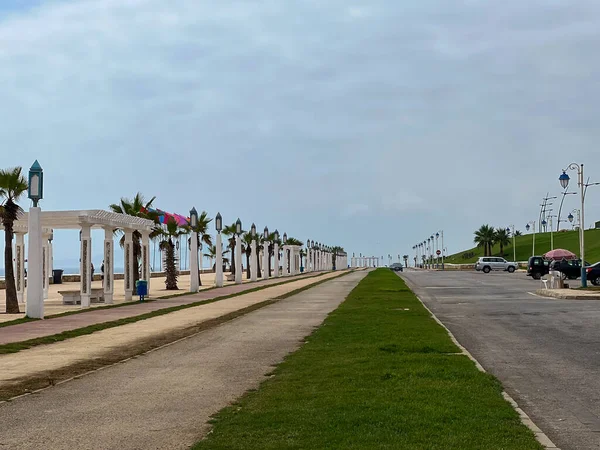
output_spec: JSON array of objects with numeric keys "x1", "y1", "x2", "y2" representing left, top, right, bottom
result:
[{"x1": 136, "y1": 280, "x2": 148, "y2": 302}]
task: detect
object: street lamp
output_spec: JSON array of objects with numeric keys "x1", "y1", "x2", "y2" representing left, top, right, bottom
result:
[
  {"x1": 28, "y1": 160, "x2": 44, "y2": 207},
  {"x1": 557, "y1": 189, "x2": 577, "y2": 232},
  {"x1": 507, "y1": 225, "x2": 516, "y2": 263},
  {"x1": 26, "y1": 160, "x2": 45, "y2": 319},
  {"x1": 283, "y1": 232, "x2": 287, "y2": 244},
  {"x1": 236, "y1": 218, "x2": 242, "y2": 235},
  {"x1": 560, "y1": 164, "x2": 600, "y2": 287},
  {"x1": 190, "y1": 207, "x2": 198, "y2": 228},
  {"x1": 251, "y1": 223, "x2": 256, "y2": 237},
  {"x1": 525, "y1": 221, "x2": 536, "y2": 257},
  {"x1": 215, "y1": 213, "x2": 222, "y2": 233},
  {"x1": 234, "y1": 218, "x2": 243, "y2": 284},
  {"x1": 214, "y1": 213, "x2": 223, "y2": 287}
]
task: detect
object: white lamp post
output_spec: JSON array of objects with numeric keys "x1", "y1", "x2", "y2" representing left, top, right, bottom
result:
[
  {"x1": 507, "y1": 225, "x2": 516, "y2": 263},
  {"x1": 26, "y1": 160, "x2": 44, "y2": 319},
  {"x1": 235, "y1": 218, "x2": 243, "y2": 284},
  {"x1": 263, "y1": 227, "x2": 270, "y2": 279},
  {"x1": 282, "y1": 232, "x2": 288, "y2": 276},
  {"x1": 250, "y1": 223, "x2": 257, "y2": 282},
  {"x1": 273, "y1": 230, "x2": 280, "y2": 278},
  {"x1": 525, "y1": 221, "x2": 536, "y2": 257},
  {"x1": 215, "y1": 213, "x2": 223, "y2": 287},
  {"x1": 189, "y1": 207, "x2": 199, "y2": 293}
]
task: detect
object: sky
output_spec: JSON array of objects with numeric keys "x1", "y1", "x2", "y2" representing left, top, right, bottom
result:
[{"x1": 1, "y1": 0, "x2": 600, "y2": 270}]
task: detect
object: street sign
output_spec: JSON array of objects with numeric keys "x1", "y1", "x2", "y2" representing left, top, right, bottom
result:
[{"x1": 436, "y1": 250, "x2": 441, "y2": 256}]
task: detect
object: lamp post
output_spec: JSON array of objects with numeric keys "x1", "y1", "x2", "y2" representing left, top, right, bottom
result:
[
  {"x1": 282, "y1": 232, "x2": 288, "y2": 276},
  {"x1": 263, "y1": 227, "x2": 270, "y2": 279},
  {"x1": 274, "y1": 230, "x2": 280, "y2": 278},
  {"x1": 507, "y1": 225, "x2": 516, "y2": 263},
  {"x1": 215, "y1": 212, "x2": 223, "y2": 287},
  {"x1": 557, "y1": 189, "x2": 577, "y2": 232},
  {"x1": 436, "y1": 231, "x2": 445, "y2": 270},
  {"x1": 250, "y1": 223, "x2": 257, "y2": 281},
  {"x1": 235, "y1": 218, "x2": 243, "y2": 284},
  {"x1": 26, "y1": 160, "x2": 44, "y2": 319},
  {"x1": 189, "y1": 207, "x2": 199, "y2": 293},
  {"x1": 559, "y1": 165, "x2": 600, "y2": 287},
  {"x1": 568, "y1": 209, "x2": 580, "y2": 230},
  {"x1": 525, "y1": 221, "x2": 536, "y2": 257}
]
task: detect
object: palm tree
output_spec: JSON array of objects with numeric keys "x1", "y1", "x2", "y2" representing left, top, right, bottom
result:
[
  {"x1": 204, "y1": 243, "x2": 230, "y2": 271},
  {"x1": 185, "y1": 211, "x2": 213, "y2": 286},
  {"x1": 403, "y1": 254, "x2": 409, "y2": 267},
  {"x1": 473, "y1": 224, "x2": 495, "y2": 256},
  {"x1": 109, "y1": 193, "x2": 158, "y2": 284},
  {"x1": 222, "y1": 223, "x2": 244, "y2": 275},
  {"x1": 495, "y1": 228, "x2": 511, "y2": 258},
  {"x1": 0, "y1": 167, "x2": 27, "y2": 314},
  {"x1": 331, "y1": 246, "x2": 345, "y2": 270},
  {"x1": 266, "y1": 232, "x2": 281, "y2": 276},
  {"x1": 514, "y1": 230, "x2": 523, "y2": 237},
  {"x1": 285, "y1": 237, "x2": 303, "y2": 272},
  {"x1": 156, "y1": 218, "x2": 186, "y2": 290}
]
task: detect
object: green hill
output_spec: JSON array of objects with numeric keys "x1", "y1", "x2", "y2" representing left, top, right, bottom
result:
[{"x1": 443, "y1": 228, "x2": 600, "y2": 264}]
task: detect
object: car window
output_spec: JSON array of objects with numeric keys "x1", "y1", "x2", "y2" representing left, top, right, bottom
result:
[{"x1": 495, "y1": 258, "x2": 504, "y2": 263}]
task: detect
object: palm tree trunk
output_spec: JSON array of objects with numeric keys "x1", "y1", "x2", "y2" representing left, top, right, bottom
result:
[
  {"x1": 165, "y1": 241, "x2": 178, "y2": 290},
  {"x1": 246, "y1": 252, "x2": 251, "y2": 279},
  {"x1": 229, "y1": 242, "x2": 235, "y2": 275},
  {"x1": 268, "y1": 247, "x2": 273, "y2": 276},
  {"x1": 500, "y1": 244, "x2": 504, "y2": 257},
  {"x1": 257, "y1": 249, "x2": 262, "y2": 278},
  {"x1": 3, "y1": 220, "x2": 19, "y2": 314}
]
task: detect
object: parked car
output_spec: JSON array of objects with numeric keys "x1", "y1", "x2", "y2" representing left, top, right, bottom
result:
[
  {"x1": 550, "y1": 259, "x2": 590, "y2": 280},
  {"x1": 389, "y1": 263, "x2": 403, "y2": 272},
  {"x1": 475, "y1": 257, "x2": 517, "y2": 273},
  {"x1": 527, "y1": 256, "x2": 550, "y2": 280},
  {"x1": 586, "y1": 263, "x2": 600, "y2": 286}
]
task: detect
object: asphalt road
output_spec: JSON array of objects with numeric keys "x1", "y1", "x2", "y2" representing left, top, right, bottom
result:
[
  {"x1": 401, "y1": 269, "x2": 600, "y2": 450},
  {"x1": 0, "y1": 271, "x2": 366, "y2": 450}
]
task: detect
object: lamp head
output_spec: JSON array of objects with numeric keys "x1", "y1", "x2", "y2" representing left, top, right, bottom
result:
[
  {"x1": 525, "y1": 224, "x2": 530, "y2": 231},
  {"x1": 264, "y1": 226, "x2": 269, "y2": 239},
  {"x1": 559, "y1": 171, "x2": 570, "y2": 189},
  {"x1": 568, "y1": 213, "x2": 574, "y2": 223},
  {"x1": 189, "y1": 207, "x2": 198, "y2": 228},
  {"x1": 28, "y1": 160, "x2": 44, "y2": 206},
  {"x1": 235, "y1": 218, "x2": 242, "y2": 235},
  {"x1": 251, "y1": 223, "x2": 256, "y2": 237},
  {"x1": 215, "y1": 212, "x2": 222, "y2": 232}
]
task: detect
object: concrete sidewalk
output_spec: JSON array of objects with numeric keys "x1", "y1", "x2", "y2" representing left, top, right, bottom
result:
[
  {"x1": 0, "y1": 271, "x2": 337, "y2": 345},
  {"x1": 0, "y1": 270, "x2": 353, "y2": 390},
  {"x1": 535, "y1": 288, "x2": 600, "y2": 300}
]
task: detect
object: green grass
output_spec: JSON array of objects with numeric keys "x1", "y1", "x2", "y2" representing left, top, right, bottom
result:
[
  {"x1": 192, "y1": 269, "x2": 542, "y2": 450},
  {"x1": 444, "y1": 228, "x2": 600, "y2": 264},
  {"x1": 0, "y1": 272, "x2": 337, "y2": 354}
]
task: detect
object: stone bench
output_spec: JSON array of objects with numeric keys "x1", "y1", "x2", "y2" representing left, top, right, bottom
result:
[{"x1": 58, "y1": 288, "x2": 105, "y2": 305}]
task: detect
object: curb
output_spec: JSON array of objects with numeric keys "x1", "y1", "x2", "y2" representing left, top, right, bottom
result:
[
  {"x1": 535, "y1": 289, "x2": 600, "y2": 300},
  {"x1": 398, "y1": 273, "x2": 560, "y2": 450}
]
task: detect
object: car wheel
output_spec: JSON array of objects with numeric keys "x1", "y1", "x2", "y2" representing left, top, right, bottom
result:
[
  {"x1": 482, "y1": 266, "x2": 491, "y2": 274},
  {"x1": 507, "y1": 266, "x2": 515, "y2": 273},
  {"x1": 592, "y1": 276, "x2": 600, "y2": 286},
  {"x1": 532, "y1": 272, "x2": 542, "y2": 280},
  {"x1": 568, "y1": 275, "x2": 578, "y2": 280}
]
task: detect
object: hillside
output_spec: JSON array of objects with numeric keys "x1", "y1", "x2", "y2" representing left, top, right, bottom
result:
[{"x1": 443, "y1": 228, "x2": 600, "y2": 264}]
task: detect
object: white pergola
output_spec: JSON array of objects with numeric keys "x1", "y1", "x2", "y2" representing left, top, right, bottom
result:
[{"x1": 7, "y1": 210, "x2": 155, "y2": 308}]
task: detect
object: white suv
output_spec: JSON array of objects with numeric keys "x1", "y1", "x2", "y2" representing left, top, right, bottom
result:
[{"x1": 475, "y1": 257, "x2": 517, "y2": 273}]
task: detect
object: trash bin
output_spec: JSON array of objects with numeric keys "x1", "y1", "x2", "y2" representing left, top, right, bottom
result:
[
  {"x1": 135, "y1": 280, "x2": 148, "y2": 301},
  {"x1": 52, "y1": 269, "x2": 64, "y2": 284}
]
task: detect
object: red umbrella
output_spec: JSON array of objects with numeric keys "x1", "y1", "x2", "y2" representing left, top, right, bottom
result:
[{"x1": 543, "y1": 249, "x2": 578, "y2": 261}]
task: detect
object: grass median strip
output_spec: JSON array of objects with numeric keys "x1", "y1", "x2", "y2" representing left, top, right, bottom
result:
[
  {"x1": 193, "y1": 269, "x2": 542, "y2": 450},
  {"x1": 0, "y1": 272, "x2": 338, "y2": 355}
]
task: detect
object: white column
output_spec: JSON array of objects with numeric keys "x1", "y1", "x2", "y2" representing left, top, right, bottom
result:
[
  {"x1": 141, "y1": 230, "x2": 151, "y2": 294},
  {"x1": 215, "y1": 233, "x2": 223, "y2": 287},
  {"x1": 306, "y1": 248, "x2": 310, "y2": 272},
  {"x1": 274, "y1": 242, "x2": 280, "y2": 278},
  {"x1": 291, "y1": 247, "x2": 297, "y2": 275},
  {"x1": 251, "y1": 239, "x2": 257, "y2": 282},
  {"x1": 235, "y1": 234, "x2": 242, "y2": 284},
  {"x1": 263, "y1": 242, "x2": 270, "y2": 280},
  {"x1": 15, "y1": 232, "x2": 25, "y2": 304},
  {"x1": 26, "y1": 207, "x2": 43, "y2": 318},
  {"x1": 42, "y1": 233, "x2": 50, "y2": 299},
  {"x1": 190, "y1": 230, "x2": 199, "y2": 293},
  {"x1": 282, "y1": 245, "x2": 289, "y2": 276},
  {"x1": 124, "y1": 229, "x2": 134, "y2": 301},
  {"x1": 103, "y1": 227, "x2": 114, "y2": 304},
  {"x1": 48, "y1": 234, "x2": 53, "y2": 284},
  {"x1": 79, "y1": 224, "x2": 92, "y2": 308}
]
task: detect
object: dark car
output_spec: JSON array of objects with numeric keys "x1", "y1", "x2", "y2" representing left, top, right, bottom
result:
[
  {"x1": 389, "y1": 263, "x2": 403, "y2": 272},
  {"x1": 550, "y1": 259, "x2": 590, "y2": 280},
  {"x1": 586, "y1": 263, "x2": 600, "y2": 286},
  {"x1": 527, "y1": 256, "x2": 550, "y2": 280}
]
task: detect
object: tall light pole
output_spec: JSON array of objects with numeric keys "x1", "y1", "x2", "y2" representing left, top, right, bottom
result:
[
  {"x1": 235, "y1": 218, "x2": 243, "y2": 284},
  {"x1": 557, "y1": 189, "x2": 577, "y2": 232},
  {"x1": 250, "y1": 223, "x2": 257, "y2": 282},
  {"x1": 436, "y1": 231, "x2": 444, "y2": 270},
  {"x1": 215, "y1": 212, "x2": 223, "y2": 287},
  {"x1": 559, "y1": 165, "x2": 600, "y2": 287},
  {"x1": 568, "y1": 210, "x2": 580, "y2": 230},
  {"x1": 525, "y1": 221, "x2": 536, "y2": 257},
  {"x1": 27, "y1": 160, "x2": 44, "y2": 319},
  {"x1": 507, "y1": 225, "x2": 516, "y2": 263},
  {"x1": 189, "y1": 207, "x2": 199, "y2": 293}
]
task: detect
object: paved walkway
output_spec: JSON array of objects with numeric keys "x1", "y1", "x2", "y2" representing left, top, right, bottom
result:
[
  {"x1": 0, "y1": 270, "x2": 352, "y2": 386},
  {"x1": 0, "y1": 271, "x2": 366, "y2": 450},
  {"x1": 0, "y1": 271, "x2": 333, "y2": 345},
  {"x1": 536, "y1": 288, "x2": 600, "y2": 300}
]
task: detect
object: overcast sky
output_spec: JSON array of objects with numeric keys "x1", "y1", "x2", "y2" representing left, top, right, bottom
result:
[{"x1": 1, "y1": 0, "x2": 600, "y2": 269}]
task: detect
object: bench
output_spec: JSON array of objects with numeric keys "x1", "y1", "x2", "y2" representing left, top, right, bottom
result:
[{"x1": 58, "y1": 288, "x2": 105, "y2": 305}]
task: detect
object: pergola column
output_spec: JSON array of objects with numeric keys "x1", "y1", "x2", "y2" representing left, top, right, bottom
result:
[
  {"x1": 15, "y1": 232, "x2": 25, "y2": 303},
  {"x1": 80, "y1": 224, "x2": 92, "y2": 308},
  {"x1": 215, "y1": 232, "x2": 223, "y2": 287},
  {"x1": 282, "y1": 245, "x2": 289, "y2": 276},
  {"x1": 190, "y1": 228, "x2": 199, "y2": 293},
  {"x1": 124, "y1": 229, "x2": 134, "y2": 301},
  {"x1": 273, "y1": 242, "x2": 280, "y2": 278},
  {"x1": 235, "y1": 234, "x2": 242, "y2": 284},
  {"x1": 263, "y1": 242, "x2": 270, "y2": 280},
  {"x1": 103, "y1": 227, "x2": 114, "y2": 304},
  {"x1": 42, "y1": 232, "x2": 50, "y2": 299},
  {"x1": 306, "y1": 248, "x2": 311, "y2": 272},
  {"x1": 290, "y1": 247, "x2": 296, "y2": 275},
  {"x1": 141, "y1": 230, "x2": 151, "y2": 294},
  {"x1": 48, "y1": 232, "x2": 54, "y2": 284},
  {"x1": 250, "y1": 238, "x2": 257, "y2": 282}
]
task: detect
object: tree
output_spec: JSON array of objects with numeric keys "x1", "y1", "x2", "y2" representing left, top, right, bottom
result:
[
  {"x1": 514, "y1": 230, "x2": 523, "y2": 237},
  {"x1": 185, "y1": 211, "x2": 212, "y2": 286},
  {"x1": 473, "y1": 224, "x2": 495, "y2": 256},
  {"x1": 0, "y1": 167, "x2": 27, "y2": 314},
  {"x1": 266, "y1": 232, "x2": 281, "y2": 276},
  {"x1": 109, "y1": 193, "x2": 158, "y2": 284},
  {"x1": 204, "y1": 244, "x2": 230, "y2": 271},
  {"x1": 494, "y1": 228, "x2": 511, "y2": 258},
  {"x1": 403, "y1": 254, "x2": 409, "y2": 267},
  {"x1": 331, "y1": 246, "x2": 345, "y2": 270},
  {"x1": 156, "y1": 218, "x2": 186, "y2": 290},
  {"x1": 222, "y1": 223, "x2": 244, "y2": 275},
  {"x1": 285, "y1": 237, "x2": 303, "y2": 272}
]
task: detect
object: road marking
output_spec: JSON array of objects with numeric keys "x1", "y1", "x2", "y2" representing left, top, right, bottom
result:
[
  {"x1": 527, "y1": 292, "x2": 541, "y2": 298},
  {"x1": 424, "y1": 287, "x2": 467, "y2": 289}
]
